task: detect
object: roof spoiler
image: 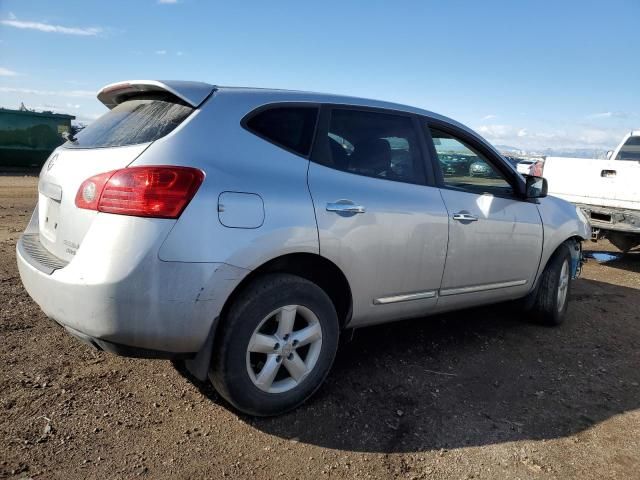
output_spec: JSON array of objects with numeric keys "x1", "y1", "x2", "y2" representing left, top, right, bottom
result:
[{"x1": 97, "y1": 80, "x2": 215, "y2": 109}]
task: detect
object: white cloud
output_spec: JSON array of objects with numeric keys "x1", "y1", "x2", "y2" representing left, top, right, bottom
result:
[
  {"x1": 481, "y1": 114, "x2": 496, "y2": 120},
  {"x1": 76, "y1": 112, "x2": 103, "y2": 122},
  {"x1": 1, "y1": 16, "x2": 102, "y2": 36},
  {"x1": 0, "y1": 67, "x2": 19, "y2": 76},
  {"x1": 0, "y1": 86, "x2": 95, "y2": 98},
  {"x1": 155, "y1": 50, "x2": 167, "y2": 55},
  {"x1": 158, "y1": 0, "x2": 179, "y2": 3},
  {"x1": 475, "y1": 123, "x2": 625, "y2": 151},
  {"x1": 587, "y1": 111, "x2": 628, "y2": 120},
  {"x1": 476, "y1": 124, "x2": 516, "y2": 138},
  {"x1": 176, "y1": 51, "x2": 184, "y2": 56}
]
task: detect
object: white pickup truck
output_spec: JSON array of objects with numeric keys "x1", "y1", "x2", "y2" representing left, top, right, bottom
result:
[{"x1": 543, "y1": 131, "x2": 640, "y2": 252}]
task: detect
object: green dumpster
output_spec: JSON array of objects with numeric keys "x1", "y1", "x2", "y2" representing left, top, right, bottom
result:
[{"x1": 0, "y1": 108, "x2": 75, "y2": 168}]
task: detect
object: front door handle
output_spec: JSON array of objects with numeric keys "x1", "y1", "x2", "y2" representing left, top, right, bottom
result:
[
  {"x1": 326, "y1": 200, "x2": 366, "y2": 214},
  {"x1": 452, "y1": 212, "x2": 478, "y2": 222}
]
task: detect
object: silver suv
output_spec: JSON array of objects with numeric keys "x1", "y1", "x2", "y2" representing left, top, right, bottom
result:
[{"x1": 17, "y1": 80, "x2": 590, "y2": 416}]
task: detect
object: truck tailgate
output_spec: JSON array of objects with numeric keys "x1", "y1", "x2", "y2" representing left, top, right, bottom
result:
[{"x1": 544, "y1": 156, "x2": 640, "y2": 210}]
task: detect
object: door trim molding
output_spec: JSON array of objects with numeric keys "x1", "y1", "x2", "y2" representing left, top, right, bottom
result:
[
  {"x1": 439, "y1": 279, "x2": 527, "y2": 297},
  {"x1": 373, "y1": 290, "x2": 437, "y2": 305}
]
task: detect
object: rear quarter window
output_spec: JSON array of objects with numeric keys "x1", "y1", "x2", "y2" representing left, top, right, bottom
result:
[
  {"x1": 66, "y1": 94, "x2": 193, "y2": 148},
  {"x1": 616, "y1": 136, "x2": 640, "y2": 161},
  {"x1": 244, "y1": 106, "x2": 318, "y2": 156}
]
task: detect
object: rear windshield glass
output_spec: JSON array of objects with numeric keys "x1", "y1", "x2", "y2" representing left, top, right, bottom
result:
[
  {"x1": 65, "y1": 94, "x2": 193, "y2": 148},
  {"x1": 616, "y1": 136, "x2": 640, "y2": 161}
]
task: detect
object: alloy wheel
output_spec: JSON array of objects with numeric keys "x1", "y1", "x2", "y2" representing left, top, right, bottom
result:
[{"x1": 246, "y1": 305, "x2": 323, "y2": 394}]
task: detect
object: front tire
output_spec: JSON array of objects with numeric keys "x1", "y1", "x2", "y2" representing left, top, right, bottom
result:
[
  {"x1": 529, "y1": 243, "x2": 572, "y2": 325},
  {"x1": 210, "y1": 273, "x2": 339, "y2": 416}
]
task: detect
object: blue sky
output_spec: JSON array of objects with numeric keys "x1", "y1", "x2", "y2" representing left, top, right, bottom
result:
[{"x1": 1, "y1": 0, "x2": 638, "y2": 152}]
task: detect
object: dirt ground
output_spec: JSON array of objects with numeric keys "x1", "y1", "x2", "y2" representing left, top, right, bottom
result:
[{"x1": 1, "y1": 174, "x2": 639, "y2": 479}]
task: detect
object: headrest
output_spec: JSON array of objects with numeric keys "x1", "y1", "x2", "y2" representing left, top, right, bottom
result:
[{"x1": 349, "y1": 138, "x2": 391, "y2": 173}]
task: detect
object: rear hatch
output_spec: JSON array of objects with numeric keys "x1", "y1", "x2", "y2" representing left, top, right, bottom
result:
[{"x1": 36, "y1": 80, "x2": 214, "y2": 262}]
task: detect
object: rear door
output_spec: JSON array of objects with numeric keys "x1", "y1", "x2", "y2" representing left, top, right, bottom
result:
[
  {"x1": 424, "y1": 122, "x2": 543, "y2": 310},
  {"x1": 37, "y1": 88, "x2": 204, "y2": 262},
  {"x1": 308, "y1": 106, "x2": 449, "y2": 327}
]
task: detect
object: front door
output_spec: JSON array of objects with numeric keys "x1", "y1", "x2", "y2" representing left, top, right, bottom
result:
[
  {"x1": 308, "y1": 107, "x2": 449, "y2": 326},
  {"x1": 426, "y1": 125, "x2": 543, "y2": 310}
]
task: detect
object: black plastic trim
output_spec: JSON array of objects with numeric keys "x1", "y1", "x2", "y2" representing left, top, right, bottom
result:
[
  {"x1": 63, "y1": 324, "x2": 195, "y2": 360},
  {"x1": 18, "y1": 233, "x2": 69, "y2": 275}
]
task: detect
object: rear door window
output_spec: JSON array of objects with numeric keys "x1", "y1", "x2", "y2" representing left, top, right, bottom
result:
[
  {"x1": 315, "y1": 108, "x2": 425, "y2": 185},
  {"x1": 66, "y1": 94, "x2": 193, "y2": 148},
  {"x1": 244, "y1": 106, "x2": 319, "y2": 156}
]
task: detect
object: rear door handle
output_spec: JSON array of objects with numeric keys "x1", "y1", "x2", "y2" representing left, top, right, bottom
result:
[
  {"x1": 326, "y1": 200, "x2": 366, "y2": 214},
  {"x1": 452, "y1": 212, "x2": 478, "y2": 222}
]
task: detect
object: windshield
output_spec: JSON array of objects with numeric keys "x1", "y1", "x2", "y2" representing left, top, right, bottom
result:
[
  {"x1": 66, "y1": 94, "x2": 193, "y2": 149},
  {"x1": 615, "y1": 136, "x2": 640, "y2": 161}
]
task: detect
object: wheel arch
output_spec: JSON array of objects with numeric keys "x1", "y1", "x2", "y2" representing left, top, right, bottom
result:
[
  {"x1": 533, "y1": 234, "x2": 584, "y2": 293},
  {"x1": 220, "y1": 252, "x2": 353, "y2": 330},
  {"x1": 183, "y1": 252, "x2": 353, "y2": 382}
]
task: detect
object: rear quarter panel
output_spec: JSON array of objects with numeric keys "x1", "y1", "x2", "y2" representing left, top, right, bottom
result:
[{"x1": 134, "y1": 90, "x2": 319, "y2": 268}]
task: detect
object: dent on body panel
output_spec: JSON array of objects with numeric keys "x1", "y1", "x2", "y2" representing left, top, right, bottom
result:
[
  {"x1": 196, "y1": 262, "x2": 250, "y2": 304},
  {"x1": 58, "y1": 213, "x2": 248, "y2": 351},
  {"x1": 223, "y1": 225, "x2": 319, "y2": 270},
  {"x1": 106, "y1": 258, "x2": 249, "y2": 351}
]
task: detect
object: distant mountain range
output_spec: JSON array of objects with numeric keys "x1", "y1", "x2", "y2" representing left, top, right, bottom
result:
[{"x1": 495, "y1": 145, "x2": 608, "y2": 159}]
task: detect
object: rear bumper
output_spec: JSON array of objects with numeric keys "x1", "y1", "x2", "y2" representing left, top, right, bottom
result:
[
  {"x1": 577, "y1": 203, "x2": 640, "y2": 234},
  {"x1": 63, "y1": 324, "x2": 191, "y2": 359},
  {"x1": 16, "y1": 217, "x2": 249, "y2": 355}
]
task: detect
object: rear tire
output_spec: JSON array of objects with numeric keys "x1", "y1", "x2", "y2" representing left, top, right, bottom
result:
[
  {"x1": 529, "y1": 243, "x2": 572, "y2": 326},
  {"x1": 210, "y1": 273, "x2": 339, "y2": 416}
]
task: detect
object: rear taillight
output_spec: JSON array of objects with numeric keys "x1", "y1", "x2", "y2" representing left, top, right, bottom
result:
[{"x1": 75, "y1": 166, "x2": 204, "y2": 219}]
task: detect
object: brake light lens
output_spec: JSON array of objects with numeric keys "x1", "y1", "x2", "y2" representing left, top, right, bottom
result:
[{"x1": 75, "y1": 166, "x2": 204, "y2": 219}]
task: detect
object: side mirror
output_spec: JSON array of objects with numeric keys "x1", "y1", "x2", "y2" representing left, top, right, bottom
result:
[
  {"x1": 606, "y1": 150, "x2": 613, "y2": 160},
  {"x1": 526, "y1": 175, "x2": 548, "y2": 199}
]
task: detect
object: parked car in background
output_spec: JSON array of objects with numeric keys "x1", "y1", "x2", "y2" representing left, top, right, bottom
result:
[
  {"x1": 516, "y1": 158, "x2": 538, "y2": 175},
  {"x1": 543, "y1": 131, "x2": 640, "y2": 252},
  {"x1": 17, "y1": 80, "x2": 589, "y2": 416},
  {"x1": 469, "y1": 159, "x2": 497, "y2": 177},
  {"x1": 439, "y1": 153, "x2": 470, "y2": 175},
  {"x1": 503, "y1": 155, "x2": 543, "y2": 176}
]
